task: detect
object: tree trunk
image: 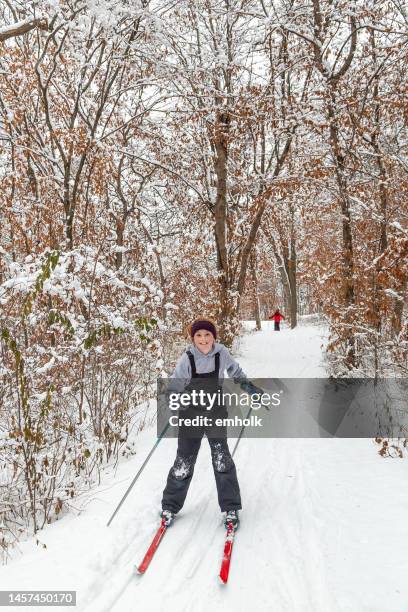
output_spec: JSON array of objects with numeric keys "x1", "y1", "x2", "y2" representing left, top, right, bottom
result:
[
  {"x1": 286, "y1": 244, "x2": 297, "y2": 329},
  {"x1": 283, "y1": 216, "x2": 298, "y2": 328},
  {"x1": 267, "y1": 228, "x2": 297, "y2": 328},
  {"x1": 250, "y1": 251, "x2": 262, "y2": 330},
  {"x1": 392, "y1": 277, "x2": 407, "y2": 335},
  {"x1": 327, "y1": 89, "x2": 356, "y2": 368},
  {"x1": 311, "y1": 1, "x2": 358, "y2": 367},
  {"x1": 115, "y1": 218, "x2": 124, "y2": 270},
  {"x1": 213, "y1": 111, "x2": 236, "y2": 346}
]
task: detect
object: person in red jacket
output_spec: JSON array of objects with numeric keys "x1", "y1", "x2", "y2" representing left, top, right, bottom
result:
[{"x1": 269, "y1": 309, "x2": 285, "y2": 331}]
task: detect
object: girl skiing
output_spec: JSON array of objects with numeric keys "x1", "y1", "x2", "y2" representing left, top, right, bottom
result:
[
  {"x1": 161, "y1": 317, "x2": 261, "y2": 531},
  {"x1": 269, "y1": 309, "x2": 285, "y2": 331}
]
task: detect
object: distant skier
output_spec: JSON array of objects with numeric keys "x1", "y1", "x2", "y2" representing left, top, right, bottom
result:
[
  {"x1": 160, "y1": 317, "x2": 263, "y2": 531},
  {"x1": 269, "y1": 309, "x2": 285, "y2": 331}
]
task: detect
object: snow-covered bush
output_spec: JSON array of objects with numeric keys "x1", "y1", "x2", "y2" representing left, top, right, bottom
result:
[{"x1": 0, "y1": 246, "x2": 163, "y2": 555}]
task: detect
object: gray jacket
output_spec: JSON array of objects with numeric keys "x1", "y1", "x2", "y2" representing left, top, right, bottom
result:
[{"x1": 168, "y1": 342, "x2": 248, "y2": 393}]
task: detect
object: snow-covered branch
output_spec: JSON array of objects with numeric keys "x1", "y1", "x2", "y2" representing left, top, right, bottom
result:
[{"x1": 0, "y1": 18, "x2": 49, "y2": 42}]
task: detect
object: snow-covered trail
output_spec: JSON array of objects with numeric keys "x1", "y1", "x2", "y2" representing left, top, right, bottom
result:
[{"x1": 3, "y1": 320, "x2": 408, "y2": 612}]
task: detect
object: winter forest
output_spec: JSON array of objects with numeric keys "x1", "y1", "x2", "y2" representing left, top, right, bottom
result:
[{"x1": 0, "y1": 0, "x2": 407, "y2": 563}]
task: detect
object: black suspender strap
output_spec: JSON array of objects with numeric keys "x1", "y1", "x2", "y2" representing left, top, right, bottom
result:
[
  {"x1": 186, "y1": 350, "x2": 220, "y2": 378},
  {"x1": 186, "y1": 350, "x2": 196, "y2": 377},
  {"x1": 214, "y1": 352, "x2": 220, "y2": 377}
]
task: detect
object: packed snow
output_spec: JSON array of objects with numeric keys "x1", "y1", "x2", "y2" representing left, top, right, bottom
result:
[{"x1": 2, "y1": 319, "x2": 408, "y2": 612}]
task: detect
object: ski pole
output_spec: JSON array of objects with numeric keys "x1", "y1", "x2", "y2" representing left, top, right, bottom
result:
[
  {"x1": 231, "y1": 377, "x2": 287, "y2": 457},
  {"x1": 106, "y1": 420, "x2": 170, "y2": 527},
  {"x1": 231, "y1": 405, "x2": 253, "y2": 458}
]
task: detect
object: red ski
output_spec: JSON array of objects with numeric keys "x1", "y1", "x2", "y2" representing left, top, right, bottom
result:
[
  {"x1": 136, "y1": 519, "x2": 167, "y2": 574},
  {"x1": 218, "y1": 523, "x2": 236, "y2": 584}
]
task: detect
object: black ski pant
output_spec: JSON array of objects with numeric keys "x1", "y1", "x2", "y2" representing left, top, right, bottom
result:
[
  {"x1": 274, "y1": 321, "x2": 280, "y2": 331},
  {"x1": 161, "y1": 413, "x2": 241, "y2": 514}
]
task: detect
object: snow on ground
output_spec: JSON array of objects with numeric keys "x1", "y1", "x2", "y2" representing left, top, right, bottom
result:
[{"x1": 2, "y1": 318, "x2": 408, "y2": 612}]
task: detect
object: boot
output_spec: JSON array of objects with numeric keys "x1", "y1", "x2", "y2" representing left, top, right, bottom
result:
[
  {"x1": 224, "y1": 509, "x2": 239, "y2": 530},
  {"x1": 160, "y1": 509, "x2": 175, "y2": 527}
]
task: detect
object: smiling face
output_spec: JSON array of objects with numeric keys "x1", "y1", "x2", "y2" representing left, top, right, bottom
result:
[{"x1": 193, "y1": 329, "x2": 215, "y2": 354}]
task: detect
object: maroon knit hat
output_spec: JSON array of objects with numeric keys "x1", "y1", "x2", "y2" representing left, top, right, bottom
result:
[{"x1": 190, "y1": 319, "x2": 217, "y2": 339}]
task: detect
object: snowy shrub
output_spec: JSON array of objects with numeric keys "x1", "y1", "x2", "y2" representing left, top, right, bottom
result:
[{"x1": 0, "y1": 246, "x2": 163, "y2": 555}]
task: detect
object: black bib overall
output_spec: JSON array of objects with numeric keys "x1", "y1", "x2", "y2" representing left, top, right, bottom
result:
[{"x1": 161, "y1": 350, "x2": 242, "y2": 513}]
